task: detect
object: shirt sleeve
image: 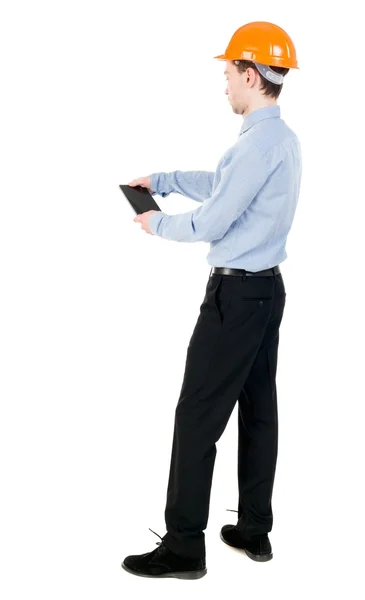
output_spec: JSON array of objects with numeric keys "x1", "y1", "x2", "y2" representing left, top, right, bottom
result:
[
  {"x1": 149, "y1": 170, "x2": 214, "y2": 203},
  {"x1": 148, "y1": 145, "x2": 269, "y2": 242}
]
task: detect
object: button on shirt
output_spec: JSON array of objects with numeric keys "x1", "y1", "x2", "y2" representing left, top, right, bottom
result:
[{"x1": 148, "y1": 105, "x2": 302, "y2": 272}]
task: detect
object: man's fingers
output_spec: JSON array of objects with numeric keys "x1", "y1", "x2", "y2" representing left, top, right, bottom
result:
[{"x1": 128, "y1": 177, "x2": 151, "y2": 190}]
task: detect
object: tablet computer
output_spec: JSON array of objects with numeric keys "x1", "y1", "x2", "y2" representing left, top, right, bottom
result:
[{"x1": 119, "y1": 184, "x2": 161, "y2": 215}]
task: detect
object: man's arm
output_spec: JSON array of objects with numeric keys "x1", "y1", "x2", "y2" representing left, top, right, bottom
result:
[
  {"x1": 148, "y1": 145, "x2": 269, "y2": 242},
  {"x1": 149, "y1": 170, "x2": 215, "y2": 203}
]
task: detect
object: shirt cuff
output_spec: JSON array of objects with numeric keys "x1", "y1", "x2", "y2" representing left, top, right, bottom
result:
[
  {"x1": 149, "y1": 210, "x2": 165, "y2": 236},
  {"x1": 149, "y1": 173, "x2": 160, "y2": 196}
]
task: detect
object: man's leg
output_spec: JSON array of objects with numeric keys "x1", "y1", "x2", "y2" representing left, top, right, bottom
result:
[{"x1": 236, "y1": 274, "x2": 286, "y2": 538}]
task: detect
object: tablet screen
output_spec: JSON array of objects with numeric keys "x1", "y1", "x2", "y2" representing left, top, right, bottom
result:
[{"x1": 119, "y1": 185, "x2": 161, "y2": 215}]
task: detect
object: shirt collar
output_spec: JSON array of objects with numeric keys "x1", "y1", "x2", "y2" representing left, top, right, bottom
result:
[{"x1": 239, "y1": 104, "x2": 280, "y2": 136}]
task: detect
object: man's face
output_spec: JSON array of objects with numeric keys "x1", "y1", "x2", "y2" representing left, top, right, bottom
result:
[{"x1": 224, "y1": 61, "x2": 251, "y2": 115}]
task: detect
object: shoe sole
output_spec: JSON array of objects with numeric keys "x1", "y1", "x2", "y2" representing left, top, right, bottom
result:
[
  {"x1": 219, "y1": 531, "x2": 273, "y2": 562},
  {"x1": 121, "y1": 562, "x2": 207, "y2": 579}
]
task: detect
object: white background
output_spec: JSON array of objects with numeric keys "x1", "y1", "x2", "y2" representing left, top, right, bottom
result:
[{"x1": 0, "y1": 0, "x2": 364, "y2": 597}]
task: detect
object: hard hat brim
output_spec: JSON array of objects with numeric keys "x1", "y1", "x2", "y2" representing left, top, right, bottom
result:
[{"x1": 214, "y1": 53, "x2": 299, "y2": 68}]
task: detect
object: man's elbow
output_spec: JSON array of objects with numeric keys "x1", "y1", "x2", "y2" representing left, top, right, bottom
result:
[
  {"x1": 189, "y1": 211, "x2": 228, "y2": 242},
  {"x1": 202, "y1": 221, "x2": 230, "y2": 242},
  {"x1": 191, "y1": 228, "x2": 227, "y2": 243}
]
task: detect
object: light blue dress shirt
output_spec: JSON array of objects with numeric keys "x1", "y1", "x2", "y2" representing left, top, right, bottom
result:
[{"x1": 148, "y1": 105, "x2": 302, "y2": 272}]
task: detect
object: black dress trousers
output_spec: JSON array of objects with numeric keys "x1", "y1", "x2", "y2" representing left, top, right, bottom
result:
[{"x1": 161, "y1": 268, "x2": 286, "y2": 559}]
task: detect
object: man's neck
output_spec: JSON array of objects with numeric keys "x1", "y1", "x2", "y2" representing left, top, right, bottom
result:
[{"x1": 244, "y1": 99, "x2": 277, "y2": 118}]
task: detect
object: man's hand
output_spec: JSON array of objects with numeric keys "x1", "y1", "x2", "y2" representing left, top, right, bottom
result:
[
  {"x1": 134, "y1": 210, "x2": 157, "y2": 235},
  {"x1": 128, "y1": 176, "x2": 153, "y2": 195}
]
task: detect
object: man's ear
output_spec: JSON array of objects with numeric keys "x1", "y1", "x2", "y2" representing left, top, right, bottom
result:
[
  {"x1": 246, "y1": 67, "x2": 254, "y2": 82},
  {"x1": 246, "y1": 67, "x2": 258, "y2": 87}
]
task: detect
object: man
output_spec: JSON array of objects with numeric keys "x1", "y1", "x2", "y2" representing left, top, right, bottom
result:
[{"x1": 122, "y1": 21, "x2": 302, "y2": 579}]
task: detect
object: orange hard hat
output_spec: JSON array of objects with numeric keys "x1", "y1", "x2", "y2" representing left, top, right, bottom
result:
[{"x1": 214, "y1": 21, "x2": 298, "y2": 69}]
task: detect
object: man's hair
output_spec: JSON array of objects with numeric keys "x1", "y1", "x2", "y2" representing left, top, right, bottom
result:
[{"x1": 234, "y1": 60, "x2": 289, "y2": 99}]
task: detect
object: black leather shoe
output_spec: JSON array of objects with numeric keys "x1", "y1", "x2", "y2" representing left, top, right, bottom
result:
[
  {"x1": 121, "y1": 528, "x2": 207, "y2": 579},
  {"x1": 220, "y1": 522, "x2": 273, "y2": 562}
]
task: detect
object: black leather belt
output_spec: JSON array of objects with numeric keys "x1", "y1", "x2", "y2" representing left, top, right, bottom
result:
[{"x1": 210, "y1": 265, "x2": 280, "y2": 277}]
